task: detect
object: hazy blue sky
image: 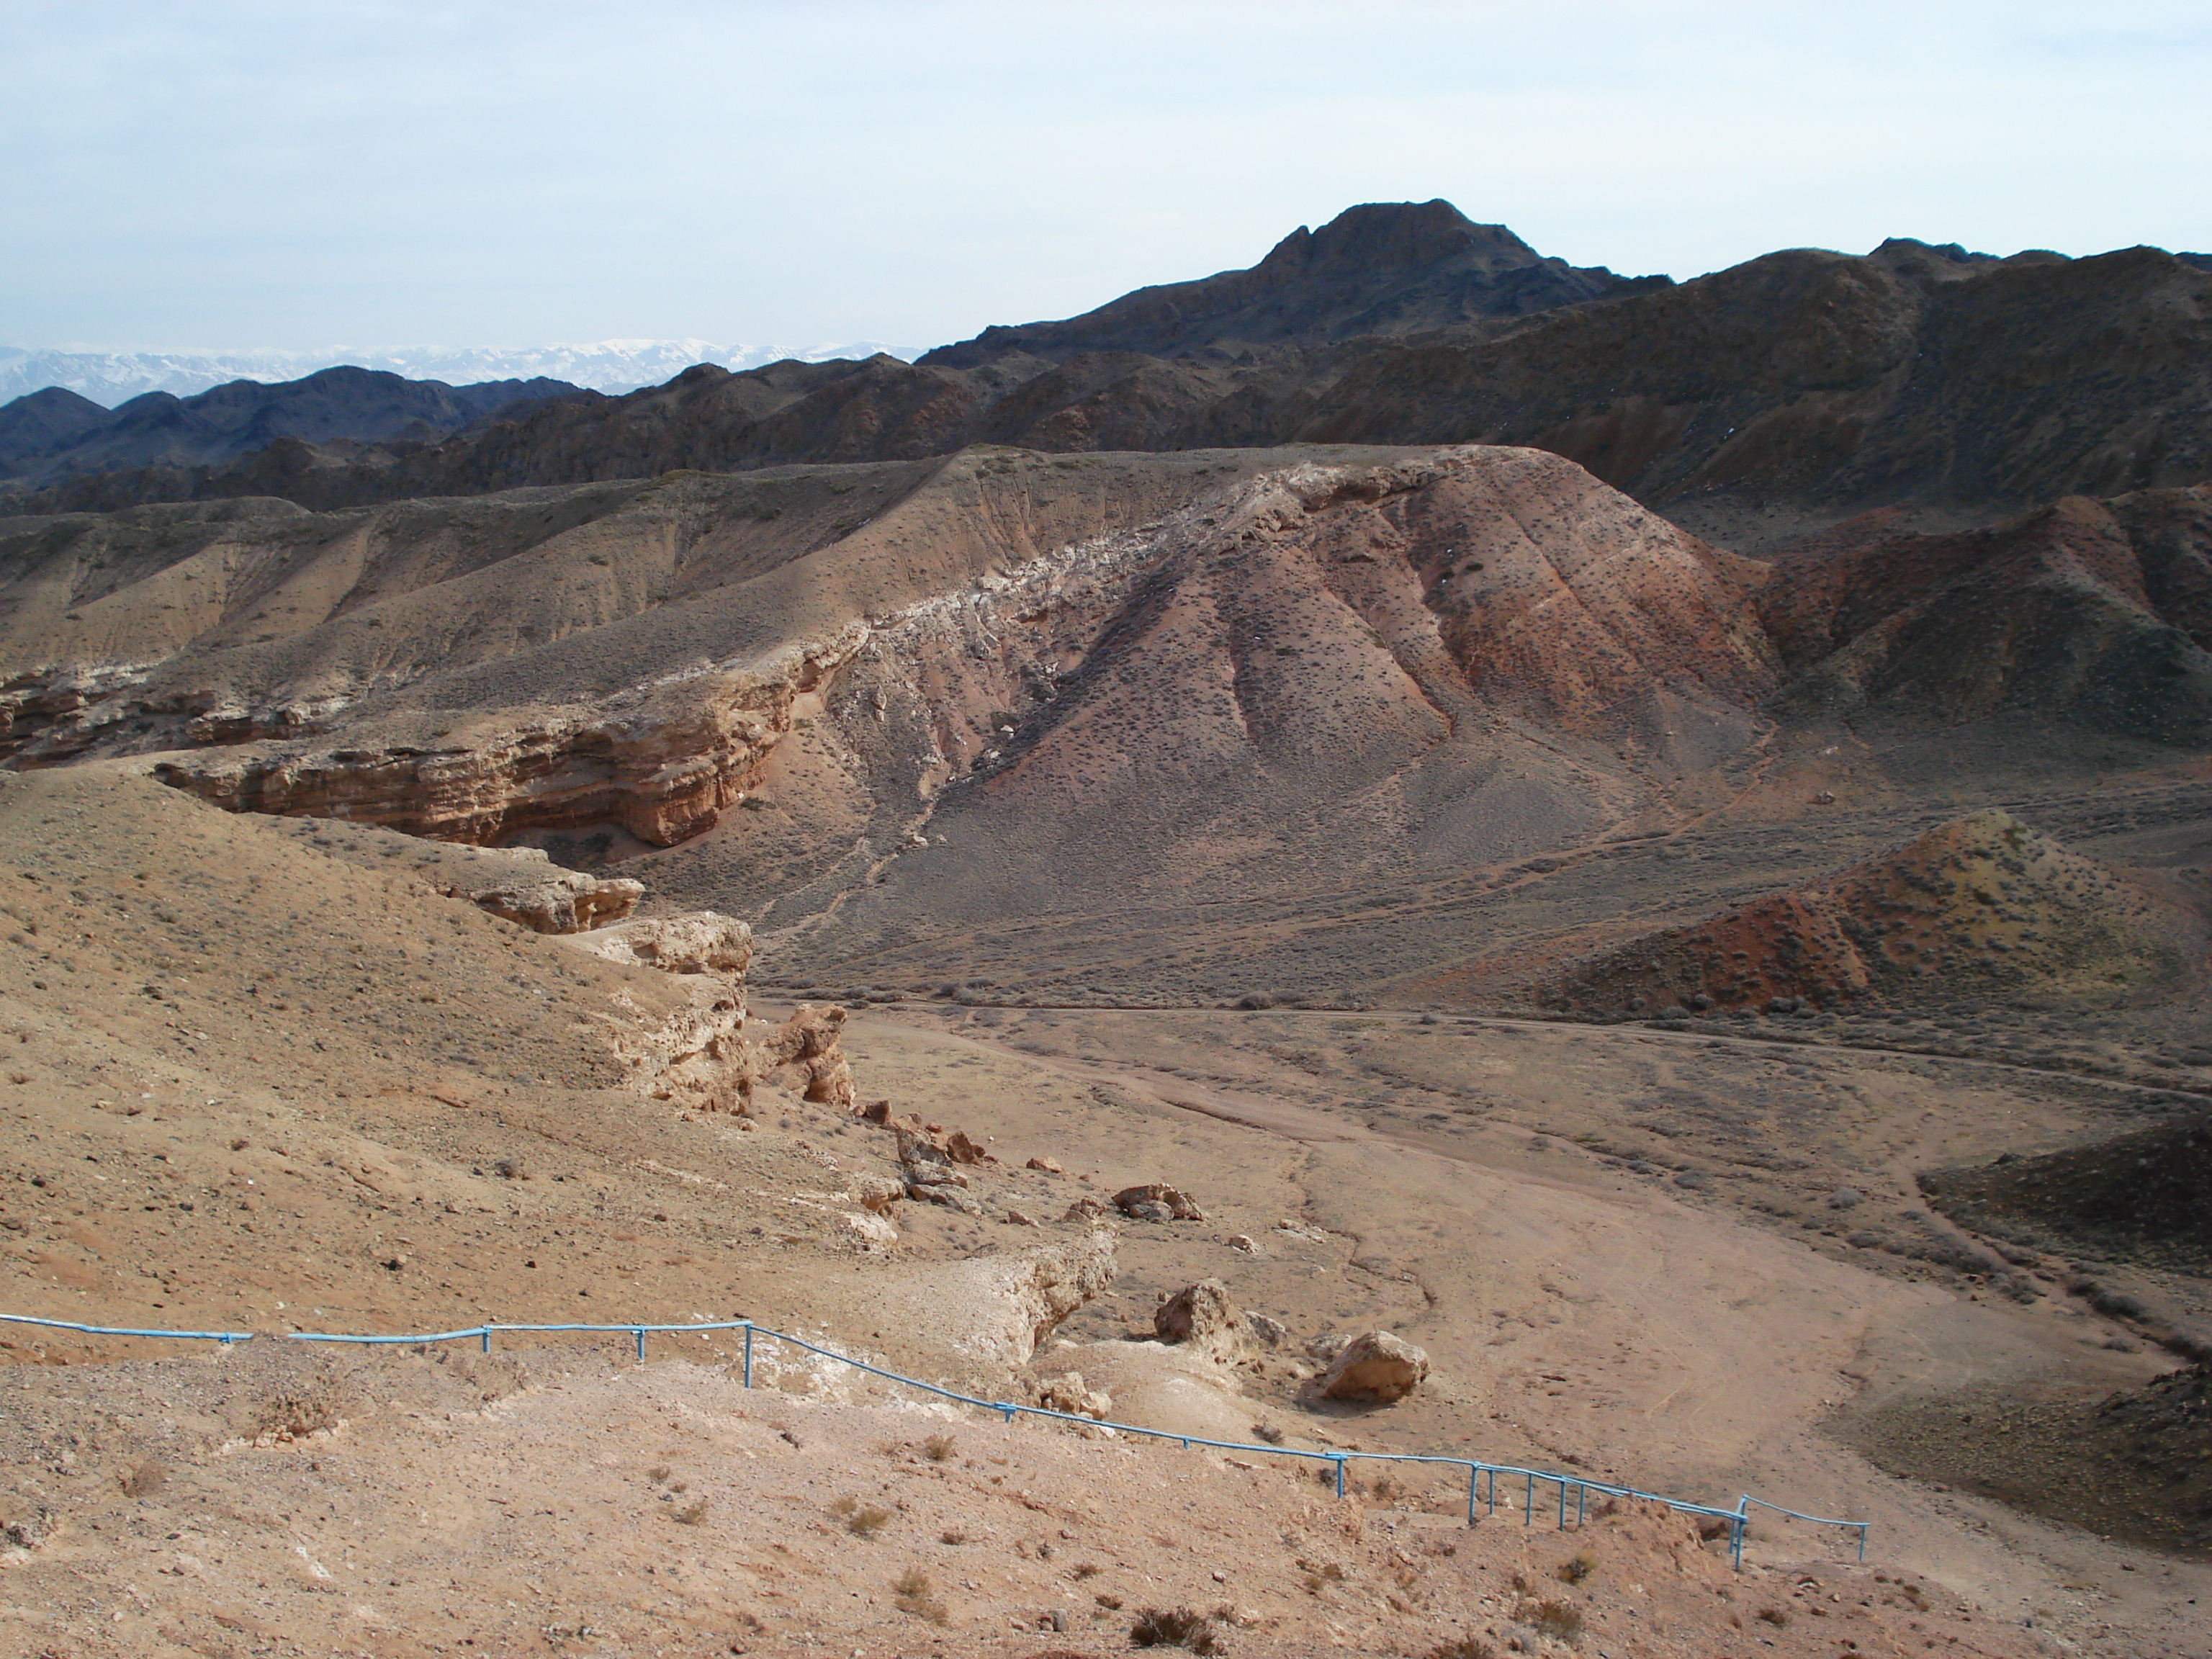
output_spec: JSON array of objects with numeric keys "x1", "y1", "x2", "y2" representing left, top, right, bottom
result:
[{"x1": 3, "y1": 0, "x2": 2206, "y2": 352}]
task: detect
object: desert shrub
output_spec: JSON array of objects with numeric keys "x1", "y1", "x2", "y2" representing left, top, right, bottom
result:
[
  {"x1": 939, "y1": 1527, "x2": 968, "y2": 1545},
  {"x1": 1756, "y1": 1606, "x2": 1789, "y2": 1627},
  {"x1": 1129, "y1": 1605, "x2": 1221, "y2": 1652},
  {"x1": 670, "y1": 1498, "x2": 709, "y2": 1525},
  {"x1": 646, "y1": 1465, "x2": 671, "y2": 1484},
  {"x1": 1519, "y1": 1599, "x2": 1583, "y2": 1642},
  {"x1": 1425, "y1": 1640, "x2": 1496, "y2": 1659},
  {"x1": 845, "y1": 1503, "x2": 893, "y2": 1538},
  {"x1": 1554, "y1": 1549, "x2": 1596, "y2": 1585},
  {"x1": 827, "y1": 1494, "x2": 858, "y2": 1518},
  {"x1": 922, "y1": 1433, "x2": 957, "y2": 1462},
  {"x1": 2090, "y1": 1286, "x2": 2148, "y2": 1319},
  {"x1": 891, "y1": 1567, "x2": 948, "y2": 1625}
]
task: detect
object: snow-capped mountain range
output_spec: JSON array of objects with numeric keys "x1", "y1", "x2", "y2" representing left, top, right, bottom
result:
[{"x1": 0, "y1": 340, "x2": 919, "y2": 408}]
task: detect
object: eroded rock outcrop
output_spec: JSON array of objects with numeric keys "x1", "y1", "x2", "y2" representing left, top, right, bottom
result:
[
  {"x1": 751, "y1": 1004, "x2": 854, "y2": 1108},
  {"x1": 151, "y1": 663, "x2": 835, "y2": 848},
  {"x1": 1004, "y1": 1231, "x2": 1118, "y2": 1357},
  {"x1": 1114, "y1": 1182, "x2": 1207, "y2": 1223},
  {"x1": 920, "y1": 1230, "x2": 1118, "y2": 1367},
  {"x1": 569, "y1": 912, "x2": 753, "y2": 974},
  {"x1": 469, "y1": 868, "x2": 644, "y2": 934}
]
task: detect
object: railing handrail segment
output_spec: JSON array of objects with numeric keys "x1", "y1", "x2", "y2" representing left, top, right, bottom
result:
[{"x1": 1, "y1": 1310, "x2": 1867, "y2": 1564}]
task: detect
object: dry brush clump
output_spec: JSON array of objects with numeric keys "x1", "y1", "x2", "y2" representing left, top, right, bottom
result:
[
  {"x1": 1515, "y1": 1597, "x2": 1583, "y2": 1643},
  {"x1": 891, "y1": 1566, "x2": 949, "y2": 1625},
  {"x1": 827, "y1": 1494, "x2": 894, "y2": 1538},
  {"x1": 250, "y1": 1370, "x2": 347, "y2": 1442},
  {"x1": 1554, "y1": 1547, "x2": 1596, "y2": 1585},
  {"x1": 1128, "y1": 1604, "x2": 1223, "y2": 1653}
]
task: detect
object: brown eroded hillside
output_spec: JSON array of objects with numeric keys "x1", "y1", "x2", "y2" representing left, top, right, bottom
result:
[
  {"x1": 1539, "y1": 809, "x2": 2206, "y2": 1019},
  {"x1": 1761, "y1": 486, "x2": 2212, "y2": 744},
  {"x1": 8, "y1": 444, "x2": 2212, "y2": 1016}
]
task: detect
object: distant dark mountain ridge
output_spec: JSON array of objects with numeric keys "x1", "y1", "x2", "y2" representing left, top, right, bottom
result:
[
  {"x1": 0, "y1": 365, "x2": 585, "y2": 481},
  {"x1": 920, "y1": 199, "x2": 1669, "y2": 367},
  {"x1": 7, "y1": 202, "x2": 2208, "y2": 531},
  {"x1": 0, "y1": 385, "x2": 111, "y2": 464}
]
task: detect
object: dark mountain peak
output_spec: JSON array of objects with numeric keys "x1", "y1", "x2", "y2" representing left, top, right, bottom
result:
[
  {"x1": 1257, "y1": 199, "x2": 1544, "y2": 279},
  {"x1": 0, "y1": 385, "x2": 112, "y2": 469},
  {"x1": 921, "y1": 198, "x2": 1661, "y2": 368},
  {"x1": 1869, "y1": 237, "x2": 2080, "y2": 283}
]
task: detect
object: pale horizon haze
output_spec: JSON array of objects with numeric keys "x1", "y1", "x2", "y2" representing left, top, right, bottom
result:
[{"x1": 1, "y1": 0, "x2": 2207, "y2": 357}]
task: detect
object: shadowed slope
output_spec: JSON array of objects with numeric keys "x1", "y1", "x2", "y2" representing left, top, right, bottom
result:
[{"x1": 1761, "y1": 486, "x2": 2212, "y2": 742}]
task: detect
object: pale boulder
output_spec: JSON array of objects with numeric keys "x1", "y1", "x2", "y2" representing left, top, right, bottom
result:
[
  {"x1": 1316, "y1": 1331, "x2": 1430, "y2": 1403},
  {"x1": 1154, "y1": 1279, "x2": 1247, "y2": 1361},
  {"x1": 843, "y1": 1210, "x2": 896, "y2": 1246},
  {"x1": 848, "y1": 1174, "x2": 905, "y2": 1215},
  {"x1": 1112, "y1": 1182, "x2": 1206, "y2": 1222},
  {"x1": 1035, "y1": 1371, "x2": 1114, "y2": 1421}
]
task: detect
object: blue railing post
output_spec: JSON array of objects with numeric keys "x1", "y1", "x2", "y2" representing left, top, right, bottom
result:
[
  {"x1": 1334, "y1": 1455, "x2": 1346, "y2": 1499},
  {"x1": 1525, "y1": 1472, "x2": 1534, "y2": 1525},
  {"x1": 1467, "y1": 1463, "x2": 1478, "y2": 1527},
  {"x1": 481, "y1": 1327, "x2": 492, "y2": 1354},
  {"x1": 634, "y1": 1328, "x2": 646, "y2": 1362},
  {"x1": 742, "y1": 1323, "x2": 753, "y2": 1386}
]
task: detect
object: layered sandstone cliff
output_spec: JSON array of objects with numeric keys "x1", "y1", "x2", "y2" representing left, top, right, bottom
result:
[{"x1": 147, "y1": 664, "x2": 817, "y2": 846}]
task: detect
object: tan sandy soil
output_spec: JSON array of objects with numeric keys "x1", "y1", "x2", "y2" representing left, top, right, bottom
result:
[{"x1": 0, "y1": 1341, "x2": 2061, "y2": 1659}]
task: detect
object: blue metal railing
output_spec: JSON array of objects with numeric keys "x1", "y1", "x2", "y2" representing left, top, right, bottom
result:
[{"x1": 1, "y1": 1309, "x2": 1868, "y2": 1565}]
